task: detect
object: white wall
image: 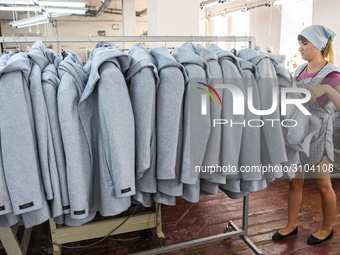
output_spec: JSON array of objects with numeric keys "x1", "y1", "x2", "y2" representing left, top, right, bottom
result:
[
  {"x1": 279, "y1": 0, "x2": 313, "y2": 67},
  {"x1": 249, "y1": 5, "x2": 281, "y2": 54},
  {"x1": 147, "y1": 0, "x2": 200, "y2": 47},
  {"x1": 1, "y1": 13, "x2": 147, "y2": 61},
  {"x1": 313, "y1": 0, "x2": 340, "y2": 65}
]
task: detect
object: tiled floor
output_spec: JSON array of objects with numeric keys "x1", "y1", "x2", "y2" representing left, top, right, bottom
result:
[{"x1": 1, "y1": 177, "x2": 340, "y2": 255}]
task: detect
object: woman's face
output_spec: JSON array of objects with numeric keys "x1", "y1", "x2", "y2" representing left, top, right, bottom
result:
[{"x1": 298, "y1": 39, "x2": 321, "y2": 61}]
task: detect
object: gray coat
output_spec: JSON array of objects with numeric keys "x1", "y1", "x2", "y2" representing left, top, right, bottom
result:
[
  {"x1": 28, "y1": 42, "x2": 54, "y2": 201},
  {"x1": 172, "y1": 43, "x2": 212, "y2": 202},
  {"x1": 149, "y1": 46, "x2": 188, "y2": 205},
  {"x1": 58, "y1": 50, "x2": 96, "y2": 222},
  {"x1": 207, "y1": 44, "x2": 245, "y2": 176},
  {"x1": 192, "y1": 44, "x2": 225, "y2": 194},
  {"x1": 42, "y1": 49, "x2": 70, "y2": 215},
  {"x1": 81, "y1": 42, "x2": 134, "y2": 216},
  {"x1": 0, "y1": 52, "x2": 50, "y2": 228},
  {"x1": 28, "y1": 42, "x2": 64, "y2": 219},
  {"x1": 125, "y1": 44, "x2": 158, "y2": 207},
  {"x1": 0, "y1": 54, "x2": 23, "y2": 228},
  {"x1": 237, "y1": 49, "x2": 287, "y2": 169}
]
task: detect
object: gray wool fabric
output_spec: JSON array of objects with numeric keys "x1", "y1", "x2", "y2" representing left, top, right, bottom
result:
[
  {"x1": 193, "y1": 44, "x2": 226, "y2": 188},
  {"x1": 42, "y1": 49, "x2": 70, "y2": 215},
  {"x1": 0, "y1": 212, "x2": 21, "y2": 227},
  {"x1": 0, "y1": 52, "x2": 46, "y2": 215},
  {"x1": 207, "y1": 44, "x2": 245, "y2": 176},
  {"x1": 27, "y1": 42, "x2": 54, "y2": 201},
  {"x1": 81, "y1": 42, "x2": 134, "y2": 216},
  {"x1": 172, "y1": 43, "x2": 212, "y2": 202},
  {"x1": 150, "y1": 46, "x2": 188, "y2": 205},
  {"x1": 149, "y1": 46, "x2": 185, "y2": 180},
  {"x1": 294, "y1": 62, "x2": 340, "y2": 166},
  {"x1": 268, "y1": 56, "x2": 318, "y2": 178},
  {"x1": 28, "y1": 42, "x2": 65, "y2": 219},
  {"x1": 237, "y1": 57, "x2": 262, "y2": 180},
  {"x1": 0, "y1": 110, "x2": 13, "y2": 217},
  {"x1": 125, "y1": 44, "x2": 158, "y2": 207},
  {"x1": 237, "y1": 49, "x2": 287, "y2": 168},
  {"x1": 0, "y1": 52, "x2": 51, "y2": 228},
  {"x1": 126, "y1": 44, "x2": 158, "y2": 181},
  {"x1": 58, "y1": 50, "x2": 95, "y2": 221}
]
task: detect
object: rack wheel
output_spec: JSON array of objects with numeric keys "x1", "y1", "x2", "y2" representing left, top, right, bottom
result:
[
  {"x1": 223, "y1": 226, "x2": 230, "y2": 233},
  {"x1": 158, "y1": 237, "x2": 166, "y2": 247}
]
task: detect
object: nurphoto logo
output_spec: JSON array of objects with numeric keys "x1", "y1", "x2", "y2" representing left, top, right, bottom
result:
[{"x1": 197, "y1": 82, "x2": 312, "y2": 128}]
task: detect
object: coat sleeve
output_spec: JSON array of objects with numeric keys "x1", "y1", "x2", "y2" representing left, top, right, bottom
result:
[
  {"x1": 98, "y1": 63, "x2": 136, "y2": 197},
  {"x1": 29, "y1": 65, "x2": 54, "y2": 201},
  {"x1": 0, "y1": 138, "x2": 13, "y2": 216},
  {"x1": 128, "y1": 68, "x2": 156, "y2": 179},
  {"x1": 157, "y1": 68, "x2": 185, "y2": 179},
  {"x1": 0, "y1": 71, "x2": 44, "y2": 215},
  {"x1": 58, "y1": 83, "x2": 92, "y2": 219},
  {"x1": 42, "y1": 80, "x2": 70, "y2": 213}
]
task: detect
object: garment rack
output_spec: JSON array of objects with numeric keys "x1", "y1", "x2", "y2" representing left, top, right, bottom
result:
[
  {"x1": 1, "y1": 35, "x2": 255, "y2": 47},
  {"x1": 0, "y1": 35, "x2": 262, "y2": 255}
]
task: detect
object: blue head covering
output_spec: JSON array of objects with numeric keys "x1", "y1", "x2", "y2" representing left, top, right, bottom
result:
[{"x1": 299, "y1": 25, "x2": 336, "y2": 51}]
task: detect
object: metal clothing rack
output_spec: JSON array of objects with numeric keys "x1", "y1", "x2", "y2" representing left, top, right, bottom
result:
[
  {"x1": 1, "y1": 35, "x2": 255, "y2": 47},
  {"x1": 0, "y1": 35, "x2": 262, "y2": 255}
]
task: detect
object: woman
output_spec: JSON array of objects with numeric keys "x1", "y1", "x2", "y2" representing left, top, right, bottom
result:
[{"x1": 272, "y1": 25, "x2": 340, "y2": 245}]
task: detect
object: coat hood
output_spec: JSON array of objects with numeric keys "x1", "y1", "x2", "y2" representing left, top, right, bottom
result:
[
  {"x1": 0, "y1": 52, "x2": 12, "y2": 70},
  {"x1": 172, "y1": 44, "x2": 209, "y2": 70},
  {"x1": 28, "y1": 41, "x2": 49, "y2": 71},
  {"x1": 58, "y1": 50, "x2": 88, "y2": 94},
  {"x1": 149, "y1": 46, "x2": 189, "y2": 84},
  {"x1": 81, "y1": 42, "x2": 131, "y2": 102},
  {"x1": 0, "y1": 52, "x2": 31, "y2": 83},
  {"x1": 237, "y1": 57, "x2": 259, "y2": 79},
  {"x1": 207, "y1": 44, "x2": 242, "y2": 71},
  {"x1": 126, "y1": 43, "x2": 159, "y2": 83},
  {"x1": 193, "y1": 44, "x2": 218, "y2": 62},
  {"x1": 237, "y1": 48, "x2": 269, "y2": 66},
  {"x1": 42, "y1": 49, "x2": 62, "y2": 90}
]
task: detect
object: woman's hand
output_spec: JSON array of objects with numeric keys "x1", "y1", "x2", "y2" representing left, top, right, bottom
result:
[{"x1": 307, "y1": 85, "x2": 331, "y2": 102}]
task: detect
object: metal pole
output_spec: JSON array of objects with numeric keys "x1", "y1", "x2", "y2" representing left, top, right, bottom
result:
[{"x1": 2, "y1": 35, "x2": 256, "y2": 44}]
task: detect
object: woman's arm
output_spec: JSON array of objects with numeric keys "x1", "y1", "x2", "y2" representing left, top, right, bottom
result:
[{"x1": 308, "y1": 84, "x2": 340, "y2": 110}]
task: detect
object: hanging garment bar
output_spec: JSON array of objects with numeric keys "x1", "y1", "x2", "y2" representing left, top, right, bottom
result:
[{"x1": 1, "y1": 35, "x2": 256, "y2": 49}]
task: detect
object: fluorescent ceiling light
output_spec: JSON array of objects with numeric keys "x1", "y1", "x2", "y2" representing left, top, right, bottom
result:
[
  {"x1": 16, "y1": 19, "x2": 50, "y2": 28},
  {"x1": 273, "y1": 0, "x2": 311, "y2": 5},
  {"x1": 0, "y1": 0, "x2": 86, "y2": 8},
  {"x1": 203, "y1": 2, "x2": 219, "y2": 8},
  {"x1": 10, "y1": 13, "x2": 70, "y2": 27},
  {"x1": 0, "y1": 6, "x2": 87, "y2": 14},
  {"x1": 10, "y1": 14, "x2": 46, "y2": 26},
  {"x1": 39, "y1": 1, "x2": 86, "y2": 8},
  {"x1": 0, "y1": 6, "x2": 40, "y2": 11},
  {"x1": 46, "y1": 7, "x2": 86, "y2": 14}
]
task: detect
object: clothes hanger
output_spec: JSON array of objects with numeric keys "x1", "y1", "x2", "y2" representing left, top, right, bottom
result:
[
  {"x1": 230, "y1": 36, "x2": 237, "y2": 56},
  {"x1": 88, "y1": 33, "x2": 95, "y2": 46},
  {"x1": 44, "y1": 35, "x2": 48, "y2": 49},
  {"x1": 2, "y1": 35, "x2": 7, "y2": 54},
  {"x1": 56, "y1": 35, "x2": 67, "y2": 59},
  {"x1": 24, "y1": 34, "x2": 31, "y2": 52},
  {"x1": 13, "y1": 35, "x2": 20, "y2": 53}
]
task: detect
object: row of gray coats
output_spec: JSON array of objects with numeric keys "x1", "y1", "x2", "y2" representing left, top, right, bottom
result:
[{"x1": 0, "y1": 41, "x2": 319, "y2": 228}]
